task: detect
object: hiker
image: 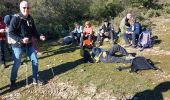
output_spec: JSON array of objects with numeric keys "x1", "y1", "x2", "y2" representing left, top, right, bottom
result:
[
  {"x1": 0, "y1": 16, "x2": 7, "y2": 68},
  {"x1": 119, "y1": 13, "x2": 132, "y2": 35},
  {"x1": 123, "y1": 17, "x2": 142, "y2": 48},
  {"x1": 92, "y1": 44, "x2": 134, "y2": 63},
  {"x1": 9, "y1": 1, "x2": 46, "y2": 88},
  {"x1": 80, "y1": 21, "x2": 95, "y2": 47},
  {"x1": 69, "y1": 22, "x2": 83, "y2": 44},
  {"x1": 96, "y1": 18, "x2": 115, "y2": 46}
]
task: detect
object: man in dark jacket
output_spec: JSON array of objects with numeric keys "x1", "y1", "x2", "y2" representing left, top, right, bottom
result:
[
  {"x1": 123, "y1": 17, "x2": 142, "y2": 48},
  {"x1": 96, "y1": 18, "x2": 115, "y2": 45},
  {"x1": 9, "y1": 0, "x2": 45, "y2": 88}
]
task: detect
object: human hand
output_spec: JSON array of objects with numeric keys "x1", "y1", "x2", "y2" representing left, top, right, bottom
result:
[
  {"x1": 22, "y1": 37, "x2": 29, "y2": 44},
  {"x1": 0, "y1": 29, "x2": 5, "y2": 33},
  {"x1": 40, "y1": 34, "x2": 46, "y2": 41}
]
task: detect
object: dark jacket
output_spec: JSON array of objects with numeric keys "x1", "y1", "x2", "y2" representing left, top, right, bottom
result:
[
  {"x1": 99, "y1": 23, "x2": 114, "y2": 33},
  {"x1": 9, "y1": 13, "x2": 39, "y2": 47},
  {"x1": 128, "y1": 22, "x2": 142, "y2": 35}
]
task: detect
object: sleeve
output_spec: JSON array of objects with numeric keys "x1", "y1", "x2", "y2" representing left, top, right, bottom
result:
[
  {"x1": 72, "y1": 28, "x2": 76, "y2": 33},
  {"x1": 109, "y1": 23, "x2": 114, "y2": 32},
  {"x1": 8, "y1": 16, "x2": 22, "y2": 43},
  {"x1": 134, "y1": 23, "x2": 142, "y2": 35},
  {"x1": 80, "y1": 26, "x2": 83, "y2": 33},
  {"x1": 31, "y1": 17, "x2": 39, "y2": 39}
]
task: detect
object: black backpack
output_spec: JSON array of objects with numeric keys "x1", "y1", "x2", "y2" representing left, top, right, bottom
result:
[{"x1": 130, "y1": 56, "x2": 157, "y2": 72}]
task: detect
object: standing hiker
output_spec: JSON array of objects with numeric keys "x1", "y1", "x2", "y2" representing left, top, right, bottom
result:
[{"x1": 9, "y1": 0, "x2": 46, "y2": 88}]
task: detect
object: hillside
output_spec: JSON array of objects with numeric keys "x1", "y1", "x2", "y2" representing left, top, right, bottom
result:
[{"x1": 0, "y1": 14, "x2": 170, "y2": 100}]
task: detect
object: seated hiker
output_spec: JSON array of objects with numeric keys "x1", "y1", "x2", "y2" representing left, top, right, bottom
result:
[
  {"x1": 123, "y1": 17, "x2": 142, "y2": 48},
  {"x1": 70, "y1": 22, "x2": 83, "y2": 43},
  {"x1": 96, "y1": 18, "x2": 115, "y2": 45},
  {"x1": 119, "y1": 13, "x2": 132, "y2": 34},
  {"x1": 80, "y1": 21, "x2": 95, "y2": 47},
  {"x1": 91, "y1": 44, "x2": 134, "y2": 63}
]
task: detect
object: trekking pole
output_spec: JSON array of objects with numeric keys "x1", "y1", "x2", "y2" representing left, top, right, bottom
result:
[{"x1": 25, "y1": 44, "x2": 29, "y2": 87}]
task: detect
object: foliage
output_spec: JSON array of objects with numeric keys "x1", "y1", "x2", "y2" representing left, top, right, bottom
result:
[{"x1": 0, "y1": 0, "x2": 170, "y2": 39}]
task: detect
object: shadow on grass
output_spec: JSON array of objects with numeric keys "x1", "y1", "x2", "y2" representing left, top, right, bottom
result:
[
  {"x1": 132, "y1": 81, "x2": 170, "y2": 100},
  {"x1": 39, "y1": 45, "x2": 79, "y2": 60},
  {"x1": 0, "y1": 58, "x2": 84, "y2": 96}
]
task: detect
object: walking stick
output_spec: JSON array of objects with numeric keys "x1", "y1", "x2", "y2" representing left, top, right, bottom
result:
[{"x1": 25, "y1": 44, "x2": 29, "y2": 87}]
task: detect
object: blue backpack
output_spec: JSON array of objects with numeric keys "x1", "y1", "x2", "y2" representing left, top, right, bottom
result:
[{"x1": 138, "y1": 29, "x2": 153, "y2": 48}]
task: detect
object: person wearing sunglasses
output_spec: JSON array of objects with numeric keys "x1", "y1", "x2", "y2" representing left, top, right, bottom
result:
[{"x1": 9, "y1": 0, "x2": 46, "y2": 88}]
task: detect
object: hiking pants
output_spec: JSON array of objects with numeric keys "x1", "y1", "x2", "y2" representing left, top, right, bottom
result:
[
  {"x1": 10, "y1": 45, "x2": 38, "y2": 82},
  {"x1": 100, "y1": 44, "x2": 131, "y2": 63},
  {"x1": 108, "y1": 44, "x2": 129, "y2": 56},
  {"x1": 123, "y1": 33, "x2": 136, "y2": 46},
  {"x1": 97, "y1": 32, "x2": 114, "y2": 43},
  {"x1": 0, "y1": 40, "x2": 6, "y2": 65}
]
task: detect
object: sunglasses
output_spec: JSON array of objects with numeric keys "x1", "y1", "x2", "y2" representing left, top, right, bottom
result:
[{"x1": 23, "y1": 7, "x2": 29, "y2": 9}]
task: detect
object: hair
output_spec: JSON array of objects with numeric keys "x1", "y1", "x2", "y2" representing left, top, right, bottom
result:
[
  {"x1": 128, "y1": 17, "x2": 136, "y2": 25},
  {"x1": 74, "y1": 22, "x2": 79, "y2": 26},
  {"x1": 85, "y1": 21, "x2": 91, "y2": 27},
  {"x1": 20, "y1": 0, "x2": 30, "y2": 8}
]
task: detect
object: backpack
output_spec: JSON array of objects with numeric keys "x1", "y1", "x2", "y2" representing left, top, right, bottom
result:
[
  {"x1": 138, "y1": 29, "x2": 153, "y2": 48},
  {"x1": 80, "y1": 47, "x2": 93, "y2": 63},
  {"x1": 4, "y1": 15, "x2": 13, "y2": 27},
  {"x1": 63, "y1": 36, "x2": 73, "y2": 45},
  {"x1": 130, "y1": 56, "x2": 157, "y2": 72},
  {"x1": 4, "y1": 14, "x2": 21, "y2": 44}
]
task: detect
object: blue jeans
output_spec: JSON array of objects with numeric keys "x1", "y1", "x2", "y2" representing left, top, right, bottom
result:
[
  {"x1": 10, "y1": 45, "x2": 38, "y2": 82},
  {"x1": 123, "y1": 33, "x2": 137, "y2": 45}
]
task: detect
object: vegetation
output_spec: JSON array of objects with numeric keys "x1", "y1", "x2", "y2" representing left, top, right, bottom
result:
[
  {"x1": 1, "y1": 0, "x2": 170, "y2": 99},
  {"x1": 1, "y1": 0, "x2": 169, "y2": 38}
]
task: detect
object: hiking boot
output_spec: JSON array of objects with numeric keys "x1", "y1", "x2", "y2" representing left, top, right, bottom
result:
[
  {"x1": 10, "y1": 80, "x2": 17, "y2": 89},
  {"x1": 125, "y1": 54, "x2": 135, "y2": 60},
  {"x1": 32, "y1": 79, "x2": 45, "y2": 86}
]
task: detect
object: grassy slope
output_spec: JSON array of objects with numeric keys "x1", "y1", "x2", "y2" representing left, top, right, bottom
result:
[{"x1": 1, "y1": 15, "x2": 170, "y2": 99}]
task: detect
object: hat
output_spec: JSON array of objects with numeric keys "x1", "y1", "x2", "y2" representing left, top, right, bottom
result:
[{"x1": 104, "y1": 18, "x2": 109, "y2": 22}]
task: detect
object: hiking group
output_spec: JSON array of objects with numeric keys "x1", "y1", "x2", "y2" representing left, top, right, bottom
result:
[{"x1": 0, "y1": 0, "x2": 157, "y2": 90}]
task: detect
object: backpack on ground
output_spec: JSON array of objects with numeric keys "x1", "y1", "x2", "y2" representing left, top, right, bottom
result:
[
  {"x1": 130, "y1": 56, "x2": 157, "y2": 72},
  {"x1": 63, "y1": 36, "x2": 73, "y2": 45},
  {"x1": 138, "y1": 29, "x2": 153, "y2": 48}
]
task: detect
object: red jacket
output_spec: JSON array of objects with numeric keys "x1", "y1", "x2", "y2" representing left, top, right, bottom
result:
[{"x1": 0, "y1": 22, "x2": 6, "y2": 40}]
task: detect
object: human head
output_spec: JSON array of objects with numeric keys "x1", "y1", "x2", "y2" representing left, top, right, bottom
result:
[
  {"x1": 74, "y1": 22, "x2": 80, "y2": 28},
  {"x1": 104, "y1": 18, "x2": 109, "y2": 25},
  {"x1": 126, "y1": 13, "x2": 132, "y2": 19},
  {"x1": 85, "y1": 21, "x2": 91, "y2": 27},
  {"x1": 128, "y1": 17, "x2": 136, "y2": 25},
  {"x1": 20, "y1": 0, "x2": 30, "y2": 16}
]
